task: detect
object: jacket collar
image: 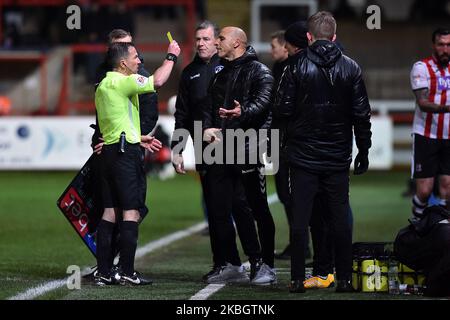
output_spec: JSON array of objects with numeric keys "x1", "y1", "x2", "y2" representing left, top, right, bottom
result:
[
  {"x1": 221, "y1": 46, "x2": 258, "y2": 68},
  {"x1": 193, "y1": 53, "x2": 220, "y2": 65},
  {"x1": 307, "y1": 40, "x2": 342, "y2": 68}
]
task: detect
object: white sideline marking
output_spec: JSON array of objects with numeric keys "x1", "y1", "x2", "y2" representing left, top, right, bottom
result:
[
  {"x1": 190, "y1": 284, "x2": 226, "y2": 300},
  {"x1": 136, "y1": 222, "x2": 207, "y2": 259},
  {"x1": 8, "y1": 193, "x2": 279, "y2": 301},
  {"x1": 189, "y1": 193, "x2": 280, "y2": 300},
  {"x1": 267, "y1": 193, "x2": 279, "y2": 205},
  {"x1": 8, "y1": 279, "x2": 67, "y2": 301},
  {"x1": 7, "y1": 221, "x2": 207, "y2": 300}
]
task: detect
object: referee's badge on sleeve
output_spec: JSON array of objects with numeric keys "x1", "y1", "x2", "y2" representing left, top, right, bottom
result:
[{"x1": 136, "y1": 75, "x2": 148, "y2": 87}]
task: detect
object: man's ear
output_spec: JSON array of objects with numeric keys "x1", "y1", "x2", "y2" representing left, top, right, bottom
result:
[
  {"x1": 307, "y1": 32, "x2": 313, "y2": 44},
  {"x1": 119, "y1": 58, "x2": 126, "y2": 69},
  {"x1": 332, "y1": 34, "x2": 337, "y2": 42},
  {"x1": 233, "y1": 39, "x2": 240, "y2": 49}
]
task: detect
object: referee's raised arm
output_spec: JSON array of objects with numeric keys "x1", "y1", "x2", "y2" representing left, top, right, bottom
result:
[{"x1": 153, "y1": 40, "x2": 181, "y2": 88}]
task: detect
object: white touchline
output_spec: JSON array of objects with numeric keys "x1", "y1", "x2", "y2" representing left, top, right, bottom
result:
[
  {"x1": 8, "y1": 193, "x2": 279, "y2": 301},
  {"x1": 189, "y1": 193, "x2": 280, "y2": 300},
  {"x1": 8, "y1": 279, "x2": 67, "y2": 301},
  {"x1": 7, "y1": 222, "x2": 207, "y2": 300},
  {"x1": 190, "y1": 284, "x2": 226, "y2": 300}
]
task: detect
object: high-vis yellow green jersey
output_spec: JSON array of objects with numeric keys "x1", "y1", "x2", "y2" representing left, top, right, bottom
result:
[{"x1": 95, "y1": 71, "x2": 155, "y2": 144}]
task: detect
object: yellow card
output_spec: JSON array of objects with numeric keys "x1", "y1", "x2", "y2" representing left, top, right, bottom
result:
[{"x1": 167, "y1": 32, "x2": 173, "y2": 43}]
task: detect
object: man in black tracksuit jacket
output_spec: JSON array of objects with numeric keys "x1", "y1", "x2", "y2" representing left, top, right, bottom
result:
[
  {"x1": 171, "y1": 21, "x2": 261, "y2": 281},
  {"x1": 275, "y1": 12, "x2": 371, "y2": 293},
  {"x1": 202, "y1": 27, "x2": 276, "y2": 285}
]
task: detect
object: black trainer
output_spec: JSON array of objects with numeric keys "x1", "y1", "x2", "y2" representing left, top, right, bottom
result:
[
  {"x1": 202, "y1": 265, "x2": 221, "y2": 282},
  {"x1": 289, "y1": 280, "x2": 306, "y2": 293},
  {"x1": 94, "y1": 272, "x2": 115, "y2": 286},
  {"x1": 335, "y1": 279, "x2": 354, "y2": 293},
  {"x1": 120, "y1": 271, "x2": 153, "y2": 286},
  {"x1": 111, "y1": 265, "x2": 122, "y2": 283}
]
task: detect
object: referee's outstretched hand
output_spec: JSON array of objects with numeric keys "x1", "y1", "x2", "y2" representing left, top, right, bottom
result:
[
  {"x1": 141, "y1": 135, "x2": 162, "y2": 153},
  {"x1": 93, "y1": 138, "x2": 104, "y2": 155}
]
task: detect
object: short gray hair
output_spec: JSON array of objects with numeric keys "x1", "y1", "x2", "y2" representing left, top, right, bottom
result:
[
  {"x1": 196, "y1": 20, "x2": 220, "y2": 38},
  {"x1": 308, "y1": 11, "x2": 336, "y2": 40}
]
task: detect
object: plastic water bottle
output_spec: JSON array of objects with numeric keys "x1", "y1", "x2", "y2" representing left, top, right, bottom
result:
[{"x1": 388, "y1": 260, "x2": 400, "y2": 295}]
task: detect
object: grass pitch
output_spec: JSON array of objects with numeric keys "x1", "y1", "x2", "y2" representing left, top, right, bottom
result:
[{"x1": 0, "y1": 170, "x2": 436, "y2": 300}]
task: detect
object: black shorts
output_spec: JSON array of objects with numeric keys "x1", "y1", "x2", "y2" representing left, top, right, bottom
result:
[
  {"x1": 101, "y1": 142, "x2": 144, "y2": 210},
  {"x1": 413, "y1": 134, "x2": 450, "y2": 178}
]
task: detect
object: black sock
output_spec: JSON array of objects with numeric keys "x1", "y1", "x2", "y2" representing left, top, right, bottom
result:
[
  {"x1": 96, "y1": 219, "x2": 115, "y2": 276},
  {"x1": 110, "y1": 224, "x2": 121, "y2": 267},
  {"x1": 412, "y1": 195, "x2": 427, "y2": 218},
  {"x1": 120, "y1": 221, "x2": 139, "y2": 276}
]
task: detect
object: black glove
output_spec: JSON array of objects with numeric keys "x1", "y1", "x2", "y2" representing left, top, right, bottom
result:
[{"x1": 353, "y1": 150, "x2": 369, "y2": 175}]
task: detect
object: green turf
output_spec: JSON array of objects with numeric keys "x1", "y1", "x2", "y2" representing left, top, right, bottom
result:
[
  {"x1": 0, "y1": 171, "x2": 204, "y2": 299},
  {"x1": 0, "y1": 170, "x2": 439, "y2": 300}
]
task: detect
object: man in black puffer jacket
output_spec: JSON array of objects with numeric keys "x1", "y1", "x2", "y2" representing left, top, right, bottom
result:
[
  {"x1": 275, "y1": 12, "x2": 372, "y2": 293},
  {"x1": 170, "y1": 21, "x2": 262, "y2": 283},
  {"x1": 202, "y1": 26, "x2": 277, "y2": 285}
]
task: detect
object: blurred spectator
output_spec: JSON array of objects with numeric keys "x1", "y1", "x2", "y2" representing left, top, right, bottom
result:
[
  {"x1": 411, "y1": 0, "x2": 450, "y2": 21},
  {"x1": 0, "y1": 96, "x2": 12, "y2": 115},
  {"x1": 196, "y1": 0, "x2": 207, "y2": 20},
  {"x1": 108, "y1": 2, "x2": 135, "y2": 38},
  {"x1": 83, "y1": 3, "x2": 107, "y2": 84},
  {"x1": 2, "y1": 7, "x2": 23, "y2": 48}
]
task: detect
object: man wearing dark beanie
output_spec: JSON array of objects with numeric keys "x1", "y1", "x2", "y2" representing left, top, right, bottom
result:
[
  {"x1": 273, "y1": 19, "x2": 333, "y2": 291},
  {"x1": 272, "y1": 24, "x2": 312, "y2": 264},
  {"x1": 284, "y1": 21, "x2": 309, "y2": 51}
]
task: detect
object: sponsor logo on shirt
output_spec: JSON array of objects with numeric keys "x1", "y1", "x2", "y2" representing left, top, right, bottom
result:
[
  {"x1": 215, "y1": 65, "x2": 224, "y2": 74},
  {"x1": 190, "y1": 73, "x2": 200, "y2": 80},
  {"x1": 413, "y1": 74, "x2": 424, "y2": 86},
  {"x1": 437, "y1": 76, "x2": 450, "y2": 91}
]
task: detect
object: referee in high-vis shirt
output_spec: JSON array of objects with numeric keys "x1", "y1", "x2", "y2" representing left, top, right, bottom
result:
[{"x1": 94, "y1": 40, "x2": 180, "y2": 286}]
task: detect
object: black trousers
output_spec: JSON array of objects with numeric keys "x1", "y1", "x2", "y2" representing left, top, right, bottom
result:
[
  {"x1": 309, "y1": 192, "x2": 353, "y2": 276},
  {"x1": 275, "y1": 156, "x2": 310, "y2": 254},
  {"x1": 309, "y1": 192, "x2": 334, "y2": 276},
  {"x1": 203, "y1": 164, "x2": 275, "y2": 267},
  {"x1": 290, "y1": 166, "x2": 352, "y2": 281},
  {"x1": 241, "y1": 167, "x2": 276, "y2": 267},
  {"x1": 200, "y1": 169, "x2": 261, "y2": 266},
  {"x1": 274, "y1": 155, "x2": 292, "y2": 226}
]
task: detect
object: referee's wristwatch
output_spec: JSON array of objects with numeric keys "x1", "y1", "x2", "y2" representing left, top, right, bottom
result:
[{"x1": 166, "y1": 53, "x2": 177, "y2": 64}]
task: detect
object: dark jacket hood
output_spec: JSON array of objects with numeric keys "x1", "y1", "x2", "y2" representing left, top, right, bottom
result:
[{"x1": 307, "y1": 40, "x2": 342, "y2": 68}]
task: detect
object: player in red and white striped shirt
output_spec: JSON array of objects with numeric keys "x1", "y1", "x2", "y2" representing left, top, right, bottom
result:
[{"x1": 410, "y1": 28, "x2": 450, "y2": 219}]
